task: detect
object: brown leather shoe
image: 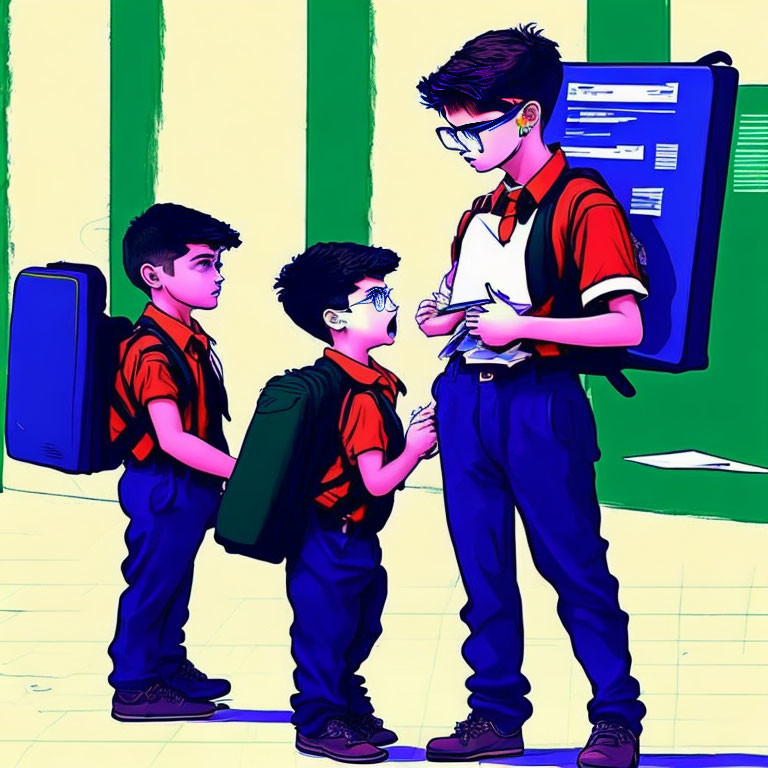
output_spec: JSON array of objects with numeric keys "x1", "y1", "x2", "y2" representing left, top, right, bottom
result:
[
  {"x1": 164, "y1": 659, "x2": 231, "y2": 700},
  {"x1": 350, "y1": 713, "x2": 398, "y2": 747},
  {"x1": 111, "y1": 683, "x2": 215, "y2": 722},
  {"x1": 426, "y1": 712, "x2": 524, "y2": 762},
  {"x1": 578, "y1": 721, "x2": 640, "y2": 768},
  {"x1": 296, "y1": 719, "x2": 388, "y2": 764}
]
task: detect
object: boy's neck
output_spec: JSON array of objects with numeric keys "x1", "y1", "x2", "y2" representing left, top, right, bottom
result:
[
  {"x1": 331, "y1": 336, "x2": 373, "y2": 366},
  {"x1": 500, "y1": 134, "x2": 553, "y2": 187},
  {"x1": 151, "y1": 290, "x2": 193, "y2": 327}
]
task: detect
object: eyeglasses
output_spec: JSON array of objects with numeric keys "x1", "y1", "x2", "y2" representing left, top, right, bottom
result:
[
  {"x1": 436, "y1": 102, "x2": 526, "y2": 154},
  {"x1": 347, "y1": 286, "x2": 397, "y2": 312}
]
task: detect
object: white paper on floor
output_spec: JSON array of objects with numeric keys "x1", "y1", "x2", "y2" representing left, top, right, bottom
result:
[{"x1": 624, "y1": 450, "x2": 768, "y2": 473}]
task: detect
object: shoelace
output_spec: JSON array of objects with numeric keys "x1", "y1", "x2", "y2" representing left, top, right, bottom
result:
[
  {"x1": 355, "y1": 714, "x2": 384, "y2": 738},
  {"x1": 325, "y1": 719, "x2": 362, "y2": 745},
  {"x1": 452, "y1": 714, "x2": 491, "y2": 746},
  {"x1": 176, "y1": 661, "x2": 206, "y2": 681},
  {"x1": 145, "y1": 683, "x2": 184, "y2": 704},
  {"x1": 587, "y1": 721, "x2": 636, "y2": 747}
]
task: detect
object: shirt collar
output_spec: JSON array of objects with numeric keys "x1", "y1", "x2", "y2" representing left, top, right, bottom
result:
[
  {"x1": 490, "y1": 144, "x2": 568, "y2": 210},
  {"x1": 142, "y1": 303, "x2": 210, "y2": 354},
  {"x1": 324, "y1": 348, "x2": 406, "y2": 394}
]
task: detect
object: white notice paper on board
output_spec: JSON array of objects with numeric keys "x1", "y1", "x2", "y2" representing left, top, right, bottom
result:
[
  {"x1": 624, "y1": 450, "x2": 768, "y2": 474},
  {"x1": 566, "y1": 82, "x2": 679, "y2": 103}
]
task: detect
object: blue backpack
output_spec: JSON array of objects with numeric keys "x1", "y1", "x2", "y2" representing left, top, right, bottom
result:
[{"x1": 5, "y1": 262, "x2": 194, "y2": 474}]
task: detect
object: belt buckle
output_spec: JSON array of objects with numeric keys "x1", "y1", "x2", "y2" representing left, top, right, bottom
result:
[{"x1": 479, "y1": 370, "x2": 494, "y2": 382}]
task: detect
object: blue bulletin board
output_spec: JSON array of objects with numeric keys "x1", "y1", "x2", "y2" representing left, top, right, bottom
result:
[{"x1": 546, "y1": 61, "x2": 738, "y2": 372}]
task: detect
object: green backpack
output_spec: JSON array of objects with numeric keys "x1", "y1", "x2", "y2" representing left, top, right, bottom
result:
[{"x1": 215, "y1": 356, "x2": 363, "y2": 564}]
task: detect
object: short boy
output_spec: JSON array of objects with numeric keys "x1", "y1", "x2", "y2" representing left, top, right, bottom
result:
[
  {"x1": 108, "y1": 203, "x2": 241, "y2": 721},
  {"x1": 415, "y1": 26, "x2": 647, "y2": 768},
  {"x1": 274, "y1": 242, "x2": 438, "y2": 764}
]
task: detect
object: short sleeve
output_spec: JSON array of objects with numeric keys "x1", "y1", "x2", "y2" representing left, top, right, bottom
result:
[
  {"x1": 435, "y1": 266, "x2": 455, "y2": 307},
  {"x1": 132, "y1": 350, "x2": 180, "y2": 407},
  {"x1": 571, "y1": 196, "x2": 649, "y2": 308},
  {"x1": 341, "y1": 392, "x2": 388, "y2": 464}
]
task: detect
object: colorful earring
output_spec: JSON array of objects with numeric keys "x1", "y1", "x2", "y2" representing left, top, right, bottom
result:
[{"x1": 519, "y1": 124, "x2": 531, "y2": 137}]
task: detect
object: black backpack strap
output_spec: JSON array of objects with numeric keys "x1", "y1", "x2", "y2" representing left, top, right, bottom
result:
[
  {"x1": 206, "y1": 342, "x2": 230, "y2": 421},
  {"x1": 525, "y1": 167, "x2": 637, "y2": 398},
  {"x1": 111, "y1": 316, "x2": 200, "y2": 457},
  {"x1": 315, "y1": 383, "x2": 369, "y2": 497},
  {"x1": 134, "y1": 315, "x2": 197, "y2": 415},
  {"x1": 314, "y1": 383, "x2": 388, "y2": 524},
  {"x1": 527, "y1": 167, "x2": 618, "y2": 313}
]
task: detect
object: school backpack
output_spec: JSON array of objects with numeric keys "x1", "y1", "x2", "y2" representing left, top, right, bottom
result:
[
  {"x1": 545, "y1": 53, "x2": 739, "y2": 383},
  {"x1": 451, "y1": 52, "x2": 738, "y2": 396},
  {"x1": 5, "y1": 262, "x2": 194, "y2": 474},
  {"x1": 526, "y1": 165, "x2": 650, "y2": 397},
  {"x1": 215, "y1": 356, "x2": 404, "y2": 564}
]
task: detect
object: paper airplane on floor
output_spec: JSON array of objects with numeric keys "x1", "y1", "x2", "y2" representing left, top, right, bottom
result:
[{"x1": 624, "y1": 450, "x2": 768, "y2": 473}]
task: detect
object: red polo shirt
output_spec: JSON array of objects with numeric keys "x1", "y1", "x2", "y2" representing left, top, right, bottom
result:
[
  {"x1": 315, "y1": 348, "x2": 402, "y2": 522},
  {"x1": 110, "y1": 303, "x2": 217, "y2": 461}
]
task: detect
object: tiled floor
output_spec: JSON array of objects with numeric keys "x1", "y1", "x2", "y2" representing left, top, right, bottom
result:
[{"x1": 1, "y1": 487, "x2": 767, "y2": 767}]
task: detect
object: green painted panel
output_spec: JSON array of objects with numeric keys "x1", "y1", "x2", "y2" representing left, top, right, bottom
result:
[
  {"x1": 587, "y1": 0, "x2": 669, "y2": 62},
  {"x1": 306, "y1": 0, "x2": 373, "y2": 247},
  {"x1": 0, "y1": 0, "x2": 9, "y2": 491},
  {"x1": 110, "y1": 0, "x2": 164, "y2": 319},
  {"x1": 590, "y1": 86, "x2": 768, "y2": 523}
]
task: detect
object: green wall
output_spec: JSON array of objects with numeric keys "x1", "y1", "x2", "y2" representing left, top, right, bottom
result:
[
  {"x1": 109, "y1": 0, "x2": 164, "y2": 320},
  {"x1": 0, "y1": 0, "x2": 9, "y2": 492},
  {"x1": 587, "y1": 0, "x2": 670, "y2": 63},
  {"x1": 588, "y1": 0, "x2": 768, "y2": 522},
  {"x1": 306, "y1": 0, "x2": 373, "y2": 247}
]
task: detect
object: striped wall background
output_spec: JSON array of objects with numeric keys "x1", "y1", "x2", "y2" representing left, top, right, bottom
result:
[{"x1": 0, "y1": 0, "x2": 765, "y2": 520}]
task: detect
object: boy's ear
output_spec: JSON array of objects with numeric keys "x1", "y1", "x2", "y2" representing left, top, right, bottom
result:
[
  {"x1": 501, "y1": 98, "x2": 541, "y2": 126},
  {"x1": 140, "y1": 263, "x2": 162, "y2": 290},
  {"x1": 323, "y1": 308, "x2": 348, "y2": 331}
]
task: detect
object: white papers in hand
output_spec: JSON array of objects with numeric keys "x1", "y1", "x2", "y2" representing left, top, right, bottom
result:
[
  {"x1": 447, "y1": 212, "x2": 534, "y2": 311},
  {"x1": 624, "y1": 450, "x2": 768, "y2": 474}
]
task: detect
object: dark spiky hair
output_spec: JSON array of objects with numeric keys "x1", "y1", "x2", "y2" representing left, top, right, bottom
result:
[
  {"x1": 417, "y1": 24, "x2": 562, "y2": 125},
  {"x1": 123, "y1": 202, "x2": 242, "y2": 295},
  {"x1": 274, "y1": 242, "x2": 400, "y2": 343}
]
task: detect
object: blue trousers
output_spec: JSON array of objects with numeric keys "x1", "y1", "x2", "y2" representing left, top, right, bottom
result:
[
  {"x1": 108, "y1": 459, "x2": 222, "y2": 690},
  {"x1": 286, "y1": 515, "x2": 387, "y2": 737},
  {"x1": 434, "y1": 359, "x2": 645, "y2": 735}
]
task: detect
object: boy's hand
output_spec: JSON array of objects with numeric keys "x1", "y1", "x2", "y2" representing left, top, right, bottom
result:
[
  {"x1": 405, "y1": 408, "x2": 437, "y2": 458},
  {"x1": 409, "y1": 402, "x2": 435, "y2": 425},
  {"x1": 416, "y1": 299, "x2": 464, "y2": 337},
  {"x1": 466, "y1": 284, "x2": 530, "y2": 347}
]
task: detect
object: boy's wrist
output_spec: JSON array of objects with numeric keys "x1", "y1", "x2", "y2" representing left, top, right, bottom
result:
[
  {"x1": 403, "y1": 441, "x2": 422, "y2": 463},
  {"x1": 517, "y1": 314, "x2": 535, "y2": 338}
]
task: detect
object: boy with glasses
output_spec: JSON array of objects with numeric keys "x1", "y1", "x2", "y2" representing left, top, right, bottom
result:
[
  {"x1": 274, "y1": 242, "x2": 438, "y2": 764},
  {"x1": 414, "y1": 24, "x2": 647, "y2": 768}
]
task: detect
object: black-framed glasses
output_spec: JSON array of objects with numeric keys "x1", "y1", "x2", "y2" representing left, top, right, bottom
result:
[
  {"x1": 346, "y1": 286, "x2": 397, "y2": 312},
  {"x1": 436, "y1": 102, "x2": 526, "y2": 154}
]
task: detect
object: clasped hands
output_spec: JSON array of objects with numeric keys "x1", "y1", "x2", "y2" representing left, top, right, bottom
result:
[{"x1": 465, "y1": 283, "x2": 530, "y2": 347}]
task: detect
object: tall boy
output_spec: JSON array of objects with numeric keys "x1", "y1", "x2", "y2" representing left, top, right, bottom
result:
[
  {"x1": 274, "y1": 242, "x2": 437, "y2": 764},
  {"x1": 108, "y1": 203, "x2": 241, "y2": 721},
  {"x1": 415, "y1": 26, "x2": 647, "y2": 768}
]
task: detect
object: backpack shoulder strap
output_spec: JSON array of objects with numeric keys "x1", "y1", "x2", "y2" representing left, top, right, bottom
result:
[
  {"x1": 111, "y1": 316, "x2": 199, "y2": 453},
  {"x1": 524, "y1": 167, "x2": 638, "y2": 398},
  {"x1": 133, "y1": 315, "x2": 197, "y2": 411},
  {"x1": 526, "y1": 167, "x2": 618, "y2": 312},
  {"x1": 314, "y1": 377, "x2": 370, "y2": 497},
  {"x1": 451, "y1": 191, "x2": 496, "y2": 266}
]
